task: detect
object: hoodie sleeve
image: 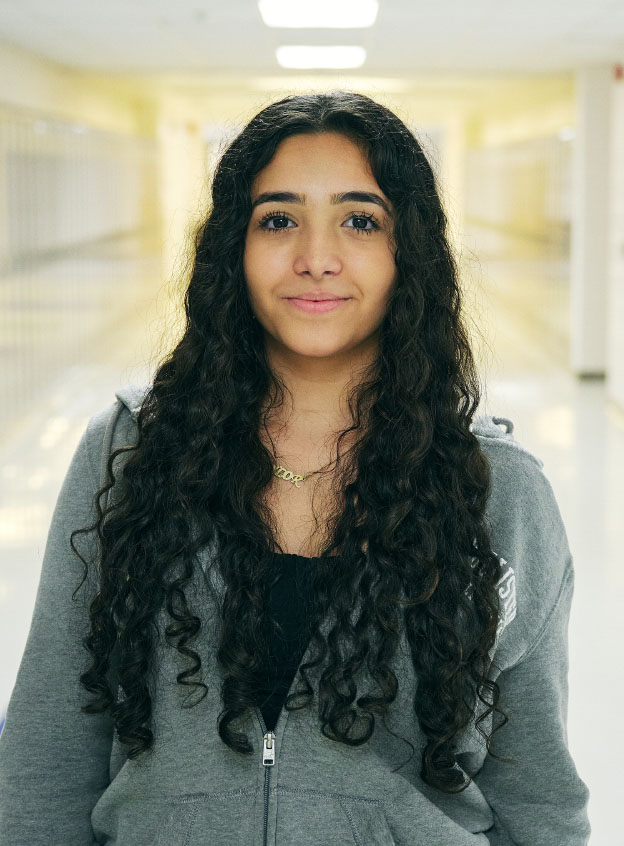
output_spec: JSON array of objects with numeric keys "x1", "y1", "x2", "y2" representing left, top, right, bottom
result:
[
  {"x1": 0, "y1": 404, "x2": 120, "y2": 845},
  {"x1": 472, "y1": 518, "x2": 591, "y2": 843}
]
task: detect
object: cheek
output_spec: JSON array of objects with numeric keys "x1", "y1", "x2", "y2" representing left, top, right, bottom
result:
[
  {"x1": 368, "y1": 287, "x2": 393, "y2": 317},
  {"x1": 359, "y1": 249, "x2": 396, "y2": 289},
  {"x1": 244, "y1": 239, "x2": 281, "y2": 288},
  {"x1": 360, "y1": 260, "x2": 396, "y2": 317}
]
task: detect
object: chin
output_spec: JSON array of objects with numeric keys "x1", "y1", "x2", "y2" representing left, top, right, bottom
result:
[{"x1": 282, "y1": 337, "x2": 350, "y2": 358}]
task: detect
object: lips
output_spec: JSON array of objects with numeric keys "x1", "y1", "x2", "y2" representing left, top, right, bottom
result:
[
  {"x1": 286, "y1": 297, "x2": 349, "y2": 314},
  {"x1": 286, "y1": 291, "x2": 349, "y2": 301}
]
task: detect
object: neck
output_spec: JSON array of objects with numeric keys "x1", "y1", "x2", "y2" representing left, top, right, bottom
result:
[{"x1": 262, "y1": 337, "x2": 378, "y2": 436}]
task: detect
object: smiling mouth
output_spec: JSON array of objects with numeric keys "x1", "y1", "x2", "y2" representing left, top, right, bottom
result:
[
  {"x1": 286, "y1": 297, "x2": 351, "y2": 314},
  {"x1": 285, "y1": 290, "x2": 351, "y2": 302}
]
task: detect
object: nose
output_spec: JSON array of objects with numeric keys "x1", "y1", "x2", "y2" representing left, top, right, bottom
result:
[{"x1": 292, "y1": 222, "x2": 343, "y2": 280}]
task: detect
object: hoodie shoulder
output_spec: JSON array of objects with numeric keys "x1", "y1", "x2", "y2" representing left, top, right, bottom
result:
[
  {"x1": 114, "y1": 383, "x2": 152, "y2": 420},
  {"x1": 470, "y1": 414, "x2": 543, "y2": 470},
  {"x1": 81, "y1": 384, "x2": 150, "y2": 493}
]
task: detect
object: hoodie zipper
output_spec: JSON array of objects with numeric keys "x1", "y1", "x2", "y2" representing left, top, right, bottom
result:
[{"x1": 256, "y1": 707, "x2": 276, "y2": 846}]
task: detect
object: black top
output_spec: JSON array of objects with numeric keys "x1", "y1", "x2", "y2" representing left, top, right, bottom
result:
[{"x1": 256, "y1": 551, "x2": 326, "y2": 732}]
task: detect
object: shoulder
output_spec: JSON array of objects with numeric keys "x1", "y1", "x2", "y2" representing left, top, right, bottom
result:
[
  {"x1": 85, "y1": 383, "x2": 148, "y2": 436},
  {"x1": 114, "y1": 383, "x2": 151, "y2": 421},
  {"x1": 471, "y1": 414, "x2": 553, "y2": 514},
  {"x1": 82, "y1": 383, "x2": 150, "y2": 489},
  {"x1": 470, "y1": 414, "x2": 573, "y2": 667},
  {"x1": 471, "y1": 413, "x2": 542, "y2": 470},
  {"x1": 471, "y1": 413, "x2": 559, "y2": 531}
]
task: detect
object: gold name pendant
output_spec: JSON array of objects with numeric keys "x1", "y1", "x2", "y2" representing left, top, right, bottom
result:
[{"x1": 273, "y1": 464, "x2": 306, "y2": 488}]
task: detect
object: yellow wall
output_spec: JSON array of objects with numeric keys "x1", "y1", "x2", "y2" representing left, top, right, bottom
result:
[
  {"x1": 466, "y1": 76, "x2": 574, "y2": 147},
  {"x1": 0, "y1": 38, "x2": 156, "y2": 136}
]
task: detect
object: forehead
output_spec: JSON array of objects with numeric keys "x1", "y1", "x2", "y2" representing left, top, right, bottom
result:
[{"x1": 251, "y1": 132, "x2": 381, "y2": 193}]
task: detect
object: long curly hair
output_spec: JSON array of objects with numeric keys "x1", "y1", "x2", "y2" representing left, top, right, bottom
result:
[{"x1": 71, "y1": 90, "x2": 509, "y2": 793}]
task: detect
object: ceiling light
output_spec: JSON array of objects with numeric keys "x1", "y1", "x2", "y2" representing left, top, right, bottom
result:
[
  {"x1": 259, "y1": 0, "x2": 379, "y2": 28},
  {"x1": 276, "y1": 46, "x2": 366, "y2": 69}
]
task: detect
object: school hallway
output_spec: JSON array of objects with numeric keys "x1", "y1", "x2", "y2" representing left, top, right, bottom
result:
[{"x1": 2, "y1": 3, "x2": 624, "y2": 842}]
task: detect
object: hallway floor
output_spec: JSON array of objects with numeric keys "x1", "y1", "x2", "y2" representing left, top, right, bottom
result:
[{"x1": 0, "y1": 253, "x2": 621, "y2": 844}]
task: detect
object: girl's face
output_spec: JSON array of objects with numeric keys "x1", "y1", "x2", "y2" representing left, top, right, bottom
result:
[{"x1": 244, "y1": 132, "x2": 397, "y2": 362}]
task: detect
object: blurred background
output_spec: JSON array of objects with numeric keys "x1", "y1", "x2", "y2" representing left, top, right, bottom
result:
[{"x1": 0, "y1": 1, "x2": 622, "y2": 841}]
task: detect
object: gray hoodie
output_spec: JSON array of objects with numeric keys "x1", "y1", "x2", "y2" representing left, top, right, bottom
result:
[{"x1": 0, "y1": 384, "x2": 591, "y2": 845}]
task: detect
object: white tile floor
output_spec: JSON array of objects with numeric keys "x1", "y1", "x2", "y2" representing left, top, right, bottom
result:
[{"x1": 0, "y1": 253, "x2": 622, "y2": 844}]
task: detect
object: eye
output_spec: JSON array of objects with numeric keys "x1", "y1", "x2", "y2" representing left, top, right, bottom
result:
[
  {"x1": 344, "y1": 211, "x2": 381, "y2": 236},
  {"x1": 255, "y1": 209, "x2": 382, "y2": 235},
  {"x1": 257, "y1": 210, "x2": 295, "y2": 233}
]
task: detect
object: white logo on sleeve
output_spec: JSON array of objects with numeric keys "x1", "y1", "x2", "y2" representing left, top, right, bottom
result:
[
  {"x1": 464, "y1": 552, "x2": 517, "y2": 641},
  {"x1": 495, "y1": 557, "x2": 516, "y2": 638}
]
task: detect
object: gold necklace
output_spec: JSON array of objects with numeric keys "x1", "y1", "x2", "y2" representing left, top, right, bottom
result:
[
  {"x1": 272, "y1": 457, "x2": 335, "y2": 488},
  {"x1": 272, "y1": 463, "x2": 308, "y2": 488}
]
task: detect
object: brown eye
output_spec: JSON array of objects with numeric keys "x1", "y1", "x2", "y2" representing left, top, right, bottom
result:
[
  {"x1": 258, "y1": 211, "x2": 295, "y2": 233},
  {"x1": 345, "y1": 212, "x2": 380, "y2": 235}
]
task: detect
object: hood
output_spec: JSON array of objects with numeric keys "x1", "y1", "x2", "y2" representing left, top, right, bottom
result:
[{"x1": 114, "y1": 383, "x2": 151, "y2": 420}]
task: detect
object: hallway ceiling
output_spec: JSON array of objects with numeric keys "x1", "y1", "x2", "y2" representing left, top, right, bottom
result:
[{"x1": 0, "y1": 0, "x2": 622, "y2": 75}]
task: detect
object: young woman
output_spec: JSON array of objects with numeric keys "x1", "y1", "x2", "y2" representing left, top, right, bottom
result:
[{"x1": 0, "y1": 91, "x2": 590, "y2": 844}]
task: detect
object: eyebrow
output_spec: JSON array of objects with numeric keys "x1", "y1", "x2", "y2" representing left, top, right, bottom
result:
[{"x1": 250, "y1": 190, "x2": 392, "y2": 215}]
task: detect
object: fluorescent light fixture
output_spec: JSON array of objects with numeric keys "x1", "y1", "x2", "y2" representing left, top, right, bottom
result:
[
  {"x1": 259, "y1": 0, "x2": 378, "y2": 28},
  {"x1": 276, "y1": 46, "x2": 366, "y2": 69}
]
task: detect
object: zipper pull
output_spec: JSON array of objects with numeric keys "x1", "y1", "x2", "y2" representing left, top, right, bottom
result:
[{"x1": 262, "y1": 731, "x2": 276, "y2": 766}]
